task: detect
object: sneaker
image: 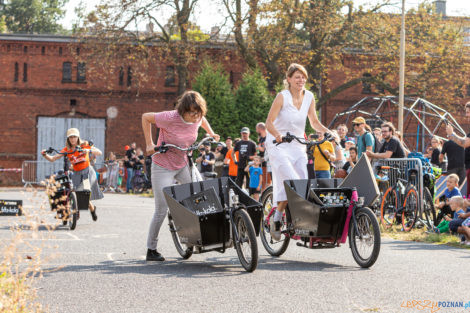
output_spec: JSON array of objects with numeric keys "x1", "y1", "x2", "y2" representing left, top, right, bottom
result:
[
  {"x1": 146, "y1": 249, "x2": 165, "y2": 261},
  {"x1": 269, "y1": 216, "x2": 282, "y2": 241},
  {"x1": 90, "y1": 207, "x2": 97, "y2": 221}
]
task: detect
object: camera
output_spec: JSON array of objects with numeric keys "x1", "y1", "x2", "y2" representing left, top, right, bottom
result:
[{"x1": 199, "y1": 147, "x2": 205, "y2": 152}]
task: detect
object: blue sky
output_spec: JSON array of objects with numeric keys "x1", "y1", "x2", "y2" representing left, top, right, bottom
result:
[{"x1": 61, "y1": 0, "x2": 470, "y2": 32}]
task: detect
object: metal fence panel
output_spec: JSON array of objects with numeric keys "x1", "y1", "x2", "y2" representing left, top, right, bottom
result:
[{"x1": 376, "y1": 158, "x2": 424, "y2": 210}]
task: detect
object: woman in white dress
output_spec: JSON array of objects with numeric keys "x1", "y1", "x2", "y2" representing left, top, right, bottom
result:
[{"x1": 265, "y1": 63, "x2": 332, "y2": 240}]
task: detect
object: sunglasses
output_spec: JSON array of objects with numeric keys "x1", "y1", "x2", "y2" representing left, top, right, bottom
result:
[
  {"x1": 353, "y1": 123, "x2": 361, "y2": 127},
  {"x1": 187, "y1": 110, "x2": 201, "y2": 117}
]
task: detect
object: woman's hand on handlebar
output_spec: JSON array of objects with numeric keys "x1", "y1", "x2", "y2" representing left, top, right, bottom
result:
[
  {"x1": 146, "y1": 144, "x2": 157, "y2": 155},
  {"x1": 211, "y1": 133, "x2": 220, "y2": 142},
  {"x1": 275, "y1": 134, "x2": 283, "y2": 143}
]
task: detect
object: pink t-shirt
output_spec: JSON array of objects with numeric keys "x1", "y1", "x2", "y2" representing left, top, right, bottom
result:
[{"x1": 152, "y1": 110, "x2": 202, "y2": 170}]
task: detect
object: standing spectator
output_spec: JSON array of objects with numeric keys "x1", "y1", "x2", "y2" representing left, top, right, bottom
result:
[
  {"x1": 220, "y1": 138, "x2": 231, "y2": 177},
  {"x1": 105, "y1": 151, "x2": 119, "y2": 192},
  {"x1": 336, "y1": 124, "x2": 350, "y2": 148},
  {"x1": 352, "y1": 117, "x2": 375, "y2": 158},
  {"x1": 373, "y1": 127, "x2": 384, "y2": 152},
  {"x1": 307, "y1": 133, "x2": 316, "y2": 179},
  {"x1": 214, "y1": 142, "x2": 227, "y2": 178},
  {"x1": 440, "y1": 139, "x2": 465, "y2": 186},
  {"x1": 366, "y1": 122, "x2": 405, "y2": 160},
  {"x1": 313, "y1": 131, "x2": 335, "y2": 178},
  {"x1": 226, "y1": 138, "x2": 239, "y2": 182},
  {"x1": 395, "y1": 131, "x2": 410, "y2": 156},
  {"x1": 232, "y1": 127, "x2": 257, "y2": 188},
  {"x1": 424, "y1": 137, "x2": 443, "y2": 168},
  {"x1": 245, "y1": 156, "x2": 263, "y2": 201},
  {"x1": 196, "y1": 141, "x2": 215, "y2": 179},
  {"x1": 331, "y1": 130, "x2": 345, "y2": 171},
  {"x1": 256, "y1": 122, "x2": 271, "y2": 190},
  {"x1": 124, "y1": 142, "x2": 137, "y2": 193}
]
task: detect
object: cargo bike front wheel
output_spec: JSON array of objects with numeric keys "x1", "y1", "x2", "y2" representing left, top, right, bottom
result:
[
  {"x1": 168, "y1": 213, "x2": 193, "y2": 259},
  {"x1": 349, "y1": 207, "x2": 381, "y2": 268},
  {"x1": 233, "y1": 209, "x2": 258, "y2": 272}
]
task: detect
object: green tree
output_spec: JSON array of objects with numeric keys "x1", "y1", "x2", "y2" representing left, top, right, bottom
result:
[
  {"x1": 192, "y1": 61, "x2": 237, "y2": 139},
  {"x1": 1, "y1": 0, "x2": 68, "y2": 34},
  {"x1": 234, "y1": 68, "x2": 273, "y2": 140},
  {"x1": 0, "y1": 15, "x2": 6, "y2": 33}
]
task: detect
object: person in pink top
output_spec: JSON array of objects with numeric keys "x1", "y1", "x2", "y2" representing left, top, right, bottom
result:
[{"x1": 142, "y1": 90, "x2": 219, "y2": 261}]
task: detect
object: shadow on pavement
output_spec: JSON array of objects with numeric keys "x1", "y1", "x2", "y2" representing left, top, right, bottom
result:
[
  {"x1": 382, "y1": 239, "x2": 470, "y2": 252},
  {"x1": 41, "y1": 254, "x2": 362, "y2": 278}
]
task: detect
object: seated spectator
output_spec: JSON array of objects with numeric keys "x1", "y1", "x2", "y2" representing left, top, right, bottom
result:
[
  {"x1": 366, "y1": 122, "x2": 405, "y2": 160},
  {"x1": 433, "y1": 195, "x2": 465, "y2": 234},
  {"x1": 245, "y1": 156, "x2": 263, "y2": 201},
  {"x1": 434, "y1": 174, "x2": 461, "y2": 226},
  {"x1": 343, "y1": 147, "x2": 358, "y2": 174},
  {"x1": 459, "y1": 211, "x2": 470, "y2": 245}
]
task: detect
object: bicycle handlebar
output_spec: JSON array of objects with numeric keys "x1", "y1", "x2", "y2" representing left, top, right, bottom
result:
[
  {"x1": 153, "y1": 137, "x2": 217, "y2": 154},
  {"x1": 272, "y1": 132, "x2": 332, "y2": 146},
  {"x1": 44, "y1": 147, "x2": 89, "y2": 155}
]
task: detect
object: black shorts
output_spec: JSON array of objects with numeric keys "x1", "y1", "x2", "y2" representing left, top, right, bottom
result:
[{"x1": 249, "y1": 187, "x2": 260, "y2": 195}]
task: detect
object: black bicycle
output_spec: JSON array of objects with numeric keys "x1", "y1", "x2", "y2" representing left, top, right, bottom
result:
[
  {"x1": 44, "y1": 147, "x2": 92, "y2": 230},
  {"x1": 155, "y1": 138, "x2": 261, "y2": 272}
]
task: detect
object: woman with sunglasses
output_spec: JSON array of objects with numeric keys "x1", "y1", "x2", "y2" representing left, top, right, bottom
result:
[
  {"x1": 265, "y1": 63, "x2": 333, "y2": 241},
  {"x1": 141, "y1": 90, "x2": 219, "y2": 261}
]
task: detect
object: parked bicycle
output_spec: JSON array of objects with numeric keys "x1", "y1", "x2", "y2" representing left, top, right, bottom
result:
[
  {"x1": 43, "y1": 147, "x2": 93, "y2": 230},
  {"x1": 379, "y1": 165, "x2": 434, "y2": 231},
  {"x1": 154, "y1": 137, "x2": 261, "y2": 272},
  {"x1": 260, "y1": 132, "x2": 381, "y2": 268}
]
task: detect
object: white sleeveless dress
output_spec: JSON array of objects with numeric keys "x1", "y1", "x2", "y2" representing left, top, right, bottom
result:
[{"x1": 266, "y1": 89, "x2": 313, "y2": 206}]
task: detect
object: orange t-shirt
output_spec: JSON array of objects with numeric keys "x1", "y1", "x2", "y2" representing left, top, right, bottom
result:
[
  {"x1": 226, "y1": 148, "x2": 239, "y2": 177},
  {"x1": 61, "y1": 144, "x2": 91, "y2": 172}
]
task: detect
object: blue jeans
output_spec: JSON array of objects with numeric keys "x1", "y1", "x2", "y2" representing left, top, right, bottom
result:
[
  {"x1": 126, "y1": 168, "x2": 134, "y2": 192},
  {"x1": 315, "y1": 170, "x2": 331, "y2": 179}
]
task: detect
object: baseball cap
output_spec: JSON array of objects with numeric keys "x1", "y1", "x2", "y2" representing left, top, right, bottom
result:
[
  {"x1": 241, "y1": 127, "x2": 250, "y2": 133},
  {"x1": 352, "y1": 117, "x2": 366, "y2": 124},
  {"x1": 203, "y1": 141, "x2": 211, "y2": 146},
  {"x1": 66, "y1": 128, "x2": 80, "y2": 138}
]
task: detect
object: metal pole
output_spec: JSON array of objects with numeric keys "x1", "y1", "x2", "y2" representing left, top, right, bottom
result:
[{"x1": 398, "y1": 0, "x2": 405, "y2": 136}]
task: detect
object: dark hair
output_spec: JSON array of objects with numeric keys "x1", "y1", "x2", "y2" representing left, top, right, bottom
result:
[
  {"x1": 349, "y1": 147, "x2": 357, "y2": 153},
  {"x1": 381, "y1": 122, "x2": 396, "y2": 135},
  {"x1": 176, "y1": 90, "x2": 207, "y2": 117}
]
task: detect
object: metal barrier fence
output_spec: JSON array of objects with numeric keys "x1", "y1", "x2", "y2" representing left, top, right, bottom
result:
[
  {"x1": 375, "y1": 158, "x2": 424, "y2": 211},
  {"x1": 22, "y1": 160, "x2": 65, "y2": 188}
]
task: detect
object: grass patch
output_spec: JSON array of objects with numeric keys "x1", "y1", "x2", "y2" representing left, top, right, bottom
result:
[{"x1": 380, "y1": 223, "x2": 469, "y2": 249}]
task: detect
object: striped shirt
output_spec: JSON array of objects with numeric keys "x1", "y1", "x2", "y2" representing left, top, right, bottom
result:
[{"x1": 152, "y1": 110, "x2": 202, "y2": 170}]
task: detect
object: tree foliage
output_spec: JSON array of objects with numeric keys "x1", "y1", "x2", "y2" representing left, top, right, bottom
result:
[
  {"x1": 234, "y1": 68, "x2": 273, "y2": 139},
  {"x1": 192, "y1": 61, "x2": 238, "y2": 139},
  {"x1": 1, "y1": 0, "x2": 67, "y2": 34}
]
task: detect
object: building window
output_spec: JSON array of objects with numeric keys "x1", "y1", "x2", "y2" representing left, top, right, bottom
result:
[
  {"x1": 41, "y1": 46, "x2": 45, "y2": 55},
  {"x1": 164, "y1": 66, "x2": 175, "y2": 87},
  {"x1": 14, "y1": 62, "x2": 18, "y2": 82},
  {"x1": 362, "y1": 73, "x2": 372, "y2": 94},
  {"x1": 62, "y1": 62, "x2": 72, "y2": 82},
  {"x1": 23, "y1": 46, "x2": 28, "y2": 54},
  {"x1": 59, "y1": 47, "x2": 63, "y2": 56},
  {"x1": 119, "y1": 66, "x2": 124, "y2": 86},
  {"x1": 7, "y1": 45, "x2": 10, "y2": 52},
  {"x1": 127, "y1": 66, "x2": 132, "y2": 86},
  {"x1": 23, "y1": 63, "x2": 28, "y2": 82},
  {"x1": 77, "y1": 62, "x2": 86, "y2": 82}
]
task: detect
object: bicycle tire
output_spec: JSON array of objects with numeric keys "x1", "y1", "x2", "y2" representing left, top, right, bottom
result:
[
  {"x1": 233, "y1": 209, "x2": 258, "y2": 272},
  {"x1": 421, "y1": 187, "x2": 436, "y2": 230},
  {"x1": 402, "y1": 187, "x2": 419, "y2": 232},
  {"x1": 168, "y1": 213, "x2": 193, "y2": 259},
  {"x1": 349, "y1": 207, "x2": 381, "y2": 268},
  {"x1": 259, "y1": 186, "x2": 290, "y2": 256},
  {"x1": 68, "y1": 192, "x2": 78, "y2": 230},
  {"x1": 380, "y1": 187, "x2": 397, "y2": 228}
]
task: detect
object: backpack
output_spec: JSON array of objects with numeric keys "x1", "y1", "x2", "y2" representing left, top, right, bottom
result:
[{"x1": 361, "y1": 131, "x2": 380, "y2": 153}]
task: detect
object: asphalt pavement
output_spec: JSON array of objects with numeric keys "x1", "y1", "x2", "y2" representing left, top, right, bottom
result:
[{"x1": 0, "y1": 188, "x2": 469, "y2": 313}]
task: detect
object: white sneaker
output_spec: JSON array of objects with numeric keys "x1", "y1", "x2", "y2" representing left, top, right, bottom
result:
[{"x1": 269, "y1": 216, "x2": 282, "y2": 241}]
